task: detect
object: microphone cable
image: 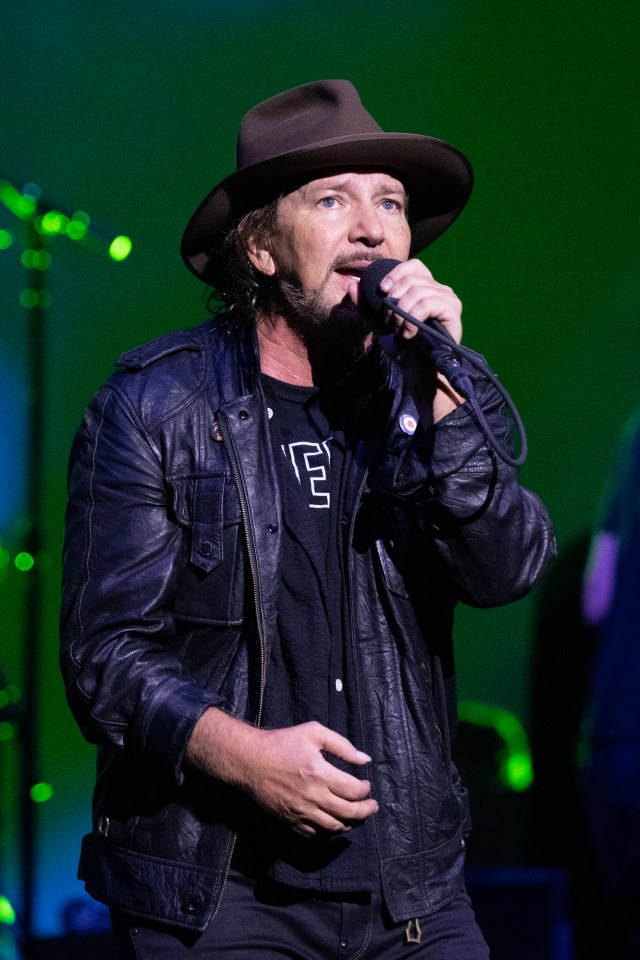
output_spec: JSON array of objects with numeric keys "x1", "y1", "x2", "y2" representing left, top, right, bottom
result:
[
  {"x1": 358, "y1": 259, "x2": 527, "y2": 467},
  {"x1": 377, "y1": 296, "x2": 527, "y2": 467}
]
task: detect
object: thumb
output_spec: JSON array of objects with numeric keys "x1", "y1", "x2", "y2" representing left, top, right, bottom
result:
[
  {"x1": 347, "y1": 278, "x2": 360, "y2": 306},
  {"x1": 317, "y1": 726, "x2": 371, "y2": 766}
]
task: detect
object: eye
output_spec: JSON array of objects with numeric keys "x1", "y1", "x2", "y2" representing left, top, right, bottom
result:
[
  {"x1": 380, "y1": 198, "x2": 402, "y2": 212},
  {"x1": 318, "y1": 196, "x2": 339, "y2": 208}
]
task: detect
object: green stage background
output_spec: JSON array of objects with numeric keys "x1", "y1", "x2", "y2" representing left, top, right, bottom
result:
[{"x1": 1, "y1": 0, "x2": 638, "y2": 937}]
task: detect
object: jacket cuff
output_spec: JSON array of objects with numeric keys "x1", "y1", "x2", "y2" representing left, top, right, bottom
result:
[
  {"x1": 134, "y1": 681, "x2": 225, "y2": 785},
  {"x1": 428, "y1": 404, "x2": 493, "y2": 480}
]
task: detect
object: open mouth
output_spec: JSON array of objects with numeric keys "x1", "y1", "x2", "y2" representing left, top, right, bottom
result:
[
  {"x1": 334, "y1": 260, "x2": 377, "y2": 282},
  {"x1": 334, "y1": 268, "x2": 363, "y2": 282}
]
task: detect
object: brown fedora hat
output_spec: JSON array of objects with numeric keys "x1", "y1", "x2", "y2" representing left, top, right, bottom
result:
[{"x1": 181, "y1": 79, "x2": 473, "y2": 286}]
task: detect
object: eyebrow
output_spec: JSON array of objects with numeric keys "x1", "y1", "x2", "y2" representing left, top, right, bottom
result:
[{"x1": 302, "y1": 179, "x2": 407, "y2": 199}]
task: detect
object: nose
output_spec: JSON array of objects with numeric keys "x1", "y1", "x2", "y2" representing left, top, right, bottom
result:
[{"x1": 348, "y1": 202, "x2": 385, "y2": 247}]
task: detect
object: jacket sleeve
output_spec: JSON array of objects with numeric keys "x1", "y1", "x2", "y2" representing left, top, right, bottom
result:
[
  {"x1": 395, "y1": 367, "x2": 556, "y2": 608},
  {"x1": 59, "y1": 383, "x2": 224, "y2": 784}
]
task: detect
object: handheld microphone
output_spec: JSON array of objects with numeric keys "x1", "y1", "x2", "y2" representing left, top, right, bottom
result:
[{"x1": 358, "y1": 258, "x2": 403, "y2": 331}]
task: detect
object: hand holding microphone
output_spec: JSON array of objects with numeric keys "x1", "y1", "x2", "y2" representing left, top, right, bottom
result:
[
  {"x1": 357, "y1": 258, "x2": 462, "y2": 342},
  {"x1": 357, "y1": 258, "x2": 474, "y2": 400}
]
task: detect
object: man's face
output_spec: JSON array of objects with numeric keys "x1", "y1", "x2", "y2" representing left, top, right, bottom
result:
[{"x1": 249, "y1": 170, "x2": 411, "y2": 338}]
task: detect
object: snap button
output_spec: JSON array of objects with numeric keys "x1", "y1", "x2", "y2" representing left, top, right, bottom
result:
[
  {"x1": 238, "y1": 410, "x2": 249, "y2": 420},
  {"x1": 97, "y1": 815, "x2": 110, "y2": 836},
  {"x1": 267, "y1": 524, "x2": 278, "y2": 533},
  {"x1": 199, "y1": 541, "x2": 213, "y2": 557},
  {"x1": 182, "y1": 897, "x2": 202, "y2": 915}
]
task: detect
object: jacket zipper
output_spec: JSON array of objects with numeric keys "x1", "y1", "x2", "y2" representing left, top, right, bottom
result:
[
  {"x1": 345, "y1": 467, "x2": 371, "y2": 759},
  {"x1": 214, "y1": 415, "x2": 267, "y2": 718},
  {"x1": 210, "y1": 414, "x2": 268, "y2": 917}
]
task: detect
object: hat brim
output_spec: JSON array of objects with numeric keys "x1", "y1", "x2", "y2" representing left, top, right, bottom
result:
[{"x1": 181, "y1": 132, "x2": 473, "y2": 287}]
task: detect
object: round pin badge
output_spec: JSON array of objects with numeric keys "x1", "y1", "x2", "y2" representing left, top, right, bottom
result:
[{"x1": 399, "y1": 413, "x2": 417, "y2": 435}]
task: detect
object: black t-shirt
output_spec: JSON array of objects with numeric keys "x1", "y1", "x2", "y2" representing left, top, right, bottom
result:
[
  {"x1": 233, "y1": 375, "x2": 377, "y2": 891},
  {"x1": 261, "y1": 375, "x2": 347, "y2": 739}
]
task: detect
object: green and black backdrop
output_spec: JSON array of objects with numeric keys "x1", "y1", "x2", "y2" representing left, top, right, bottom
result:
[{"x1": 1, "y1": 0, "x2": 638, "y2": 940}]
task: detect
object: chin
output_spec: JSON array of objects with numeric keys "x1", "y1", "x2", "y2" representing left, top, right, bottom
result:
[
  {"x1": 275, "y1": 277, "x2": 369, "y2": 346},
  {"x1": 324, "y1": 300, "x2": 370, "y2": 342}
]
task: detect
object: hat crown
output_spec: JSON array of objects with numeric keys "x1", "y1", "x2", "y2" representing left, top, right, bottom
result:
[{"x1": 236, "y1": 80, "x2": 384, "y2": 171}]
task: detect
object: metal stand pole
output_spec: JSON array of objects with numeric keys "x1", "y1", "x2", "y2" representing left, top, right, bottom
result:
[
  {"x1": 1, "y1": 177, "x2": 130, "y2": 958},
  {"x1": 17, "y1": 223, "x2": 48, "y2": 960}
]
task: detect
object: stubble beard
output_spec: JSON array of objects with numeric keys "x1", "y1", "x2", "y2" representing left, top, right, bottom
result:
[
  {"x1": 278, "y1": 279, "x2": 368, "y2": 348},
  {"x1": 267, "y1": 256, "x2": 381, "y2": 356}
]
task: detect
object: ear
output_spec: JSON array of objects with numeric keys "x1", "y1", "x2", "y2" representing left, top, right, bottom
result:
[{"x1": 246, "y1": 239, "x2": 276, "y2": 277}]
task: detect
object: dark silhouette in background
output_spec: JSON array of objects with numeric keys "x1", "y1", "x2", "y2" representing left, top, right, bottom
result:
[
  {"x1": 580, "y1": 410, "x2": 640, "y2": 960},
  {"x1": 527, "y1": 410, "x2": 640, "y2": 959},
  {"x1": 528, "y1": 532, "x2": 604, "y2": 959}
]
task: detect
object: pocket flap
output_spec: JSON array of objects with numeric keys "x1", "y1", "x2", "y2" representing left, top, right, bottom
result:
[{"x1": 169, "y1": 475, "x2": 226, "y2": 573}]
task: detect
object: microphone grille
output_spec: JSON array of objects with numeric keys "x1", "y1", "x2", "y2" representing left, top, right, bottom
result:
[{"x1": 359, "y1": 258, "x2": 401, "y2": 318}]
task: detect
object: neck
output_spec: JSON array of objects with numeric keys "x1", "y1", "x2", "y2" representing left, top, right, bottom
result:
[
  {"x1": 256, "y1": 312, "x2": 315, "y2": 385},
  {"x1": 255, "y1": 310, "x2": 371, "y2": 387}
]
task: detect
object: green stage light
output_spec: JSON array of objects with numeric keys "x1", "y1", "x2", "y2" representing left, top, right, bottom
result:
[
  {"x1": 19, "y1": 289, "x2": 39, "y2": 308},
  {"x1": 0, "y1": 722, "x2": 16, "y2": 742},
  {"x1": 0, "y1": 684, "x2": 19, "y2": 710},
  {"x1": 505, "y1": 752, "x2": 534, "y2": 792},
  {"x1": 109, "y1": 235, "x2": 132, "y2": 261},
  {"x1": 30, "y1": 782, "x2": 54, "y2": 804},
  {"x1": 66, "y1": 211, "x2": 90, "y2": 240},
  {"x1": 21, "y1": 249, "x2": 52, "y2": 271},
  {"x1": 0, "y1": 229, "x2": 12, "y2": 249},
  {"x1": 458, "y1": 700, "x2": 534, "y2": 792},
  {"x1": 19, "y1": 289, "x2": 53, "y2": 309},
  {"x1": 14, "y1": 551, "x2": 35, "y2": 572},
  {"x1": 38, "y1": 210, "x2": 69, "y2": 236},
  {"x1": 0, "y1": 896, "x2": 16, "y2": 926},
  {"x1": 0, "y1": 179, "x2": 36, "y2": 220}
]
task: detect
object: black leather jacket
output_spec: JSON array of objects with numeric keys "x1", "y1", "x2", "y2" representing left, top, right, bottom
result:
[{"x1": 60, "y1": 317, "x2": 555, "y2": 931}]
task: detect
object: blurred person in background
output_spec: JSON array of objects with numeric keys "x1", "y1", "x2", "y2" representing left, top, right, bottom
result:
[{"x1": 582, "y1": 408, "x2": 640, "y2": 960}]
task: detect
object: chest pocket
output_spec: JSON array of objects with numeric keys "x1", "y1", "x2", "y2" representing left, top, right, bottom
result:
[{"x1": 168, "y1": 473, "x2": 246, "y2": 625}]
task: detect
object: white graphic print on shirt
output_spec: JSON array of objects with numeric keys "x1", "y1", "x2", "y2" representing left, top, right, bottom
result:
[{"x1": 280, "y1": 439, "x2": 332, "y2": 509}]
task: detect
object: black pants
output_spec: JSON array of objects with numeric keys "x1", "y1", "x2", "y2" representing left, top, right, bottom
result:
[{"x1": 111, "y1": 868, "x2": 490, "y2": 959}]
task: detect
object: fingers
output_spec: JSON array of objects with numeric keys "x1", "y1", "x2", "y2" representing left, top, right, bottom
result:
[
  {"x1": 310, "y1": 721, "x2": 371, "y2": 766},
  {"x1": 251, "y1": 722, "x2": 378, "y2": 835},
  {"x1": 291, "y1": 786, "x2": 379, "y2": 837},
  {"x1": 302, "y1": 729, "x2": 379, "y2": 831},
  {"x1": 293, "y1": 793, "x2": 380, "y2": 837},
  {"x1": 377, "y1": 258, "x2": 462, "y2": 342}
]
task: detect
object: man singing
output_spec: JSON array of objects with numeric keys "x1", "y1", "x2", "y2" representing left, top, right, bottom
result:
[{"x1": 60, "y1": 79, "x2": 555, "y2": 958}]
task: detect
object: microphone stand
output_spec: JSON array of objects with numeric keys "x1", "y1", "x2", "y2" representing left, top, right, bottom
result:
[
  {"x1": 0, "y1": 178, "x2": 130, "y2": 958},
  {"x1": 20, "y1": 219, "x2": 46, "y2": 960}
]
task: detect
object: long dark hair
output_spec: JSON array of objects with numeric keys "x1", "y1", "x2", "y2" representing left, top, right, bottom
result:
[{"x1": 206, "y1": 199, "x2": 281, "y2": 326}]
